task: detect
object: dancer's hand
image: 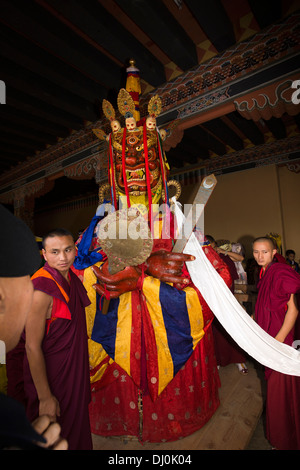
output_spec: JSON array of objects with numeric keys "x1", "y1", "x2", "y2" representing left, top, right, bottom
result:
[
  {"x1": 92, "y1": 262, "x2": 141, "y2": 298},
  {"x1": 145, "y1": 250, "x2": 194, "y2": 286}
]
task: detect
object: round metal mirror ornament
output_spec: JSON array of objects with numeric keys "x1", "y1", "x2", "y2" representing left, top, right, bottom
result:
[{"x1": 97, "y1": 207, "x2": 153, "y2": 274}]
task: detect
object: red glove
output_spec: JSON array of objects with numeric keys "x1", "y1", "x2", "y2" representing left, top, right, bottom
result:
[
  {"x1": 144, "y1": 250, "x2": 195, "y2": 287},
  {"x1": 92, "y1": 262, "x2": 141, "y2": 299}
]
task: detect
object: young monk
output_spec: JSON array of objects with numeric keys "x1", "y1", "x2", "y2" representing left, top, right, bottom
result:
[
  {"x1": 24, "y1": 229, "x2": 92, "y2": 450},
  {"x1": 253, "y1": 237, "x2": 300, "y2": 450}
]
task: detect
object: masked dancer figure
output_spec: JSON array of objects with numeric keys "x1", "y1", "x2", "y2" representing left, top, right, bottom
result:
[{"x1": 74, "y1": 62, "x2": 231, "y2": 442}]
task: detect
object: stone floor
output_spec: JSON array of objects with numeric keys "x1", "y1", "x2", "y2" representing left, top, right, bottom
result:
[
  {"x1": 246, "y1": 412, "x2": 272, "y2": 450},
  {"x1": 92, "y1": 359, "x2": 271, "y2": 451},
  {"x1": 245, "y1": 361, "x2": 272, "y2": 450},
  {"x1": 245, "y1": 367, "x2": 272, "y2": 450}
]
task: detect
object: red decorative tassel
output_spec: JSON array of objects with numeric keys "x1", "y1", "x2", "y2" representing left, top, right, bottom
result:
[
  {"x1": 108, "y1": 134, "x2": 117, "y2": 209},
  {"x1": 143, "y1": 123, "x2": 153, "y2": 231},
  {"x1": 121, "y1": 128, "x2": 131, "y2": 208}
]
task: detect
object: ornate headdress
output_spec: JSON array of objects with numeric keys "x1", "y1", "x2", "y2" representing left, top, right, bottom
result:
[
  {"x1": 117, "y1": 88, "x2": 136, "y2": 119},
  {"x1": 91, "y1": 61, "x2": 182, "y2": 275},
  {"x1": 147, "y1": 94, "x2": 162, "y2": 118},
  {"x1": 95, "y1": 61, "x2": 180, "y2": 216}
]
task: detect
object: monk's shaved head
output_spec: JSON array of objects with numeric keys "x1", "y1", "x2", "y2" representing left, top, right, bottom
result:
[{"x1": 252, "y1": 237, "x2": 275, "y2": 250}]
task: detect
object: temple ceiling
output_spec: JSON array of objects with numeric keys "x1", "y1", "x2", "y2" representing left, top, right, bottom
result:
[{"x1": 0, "y1": 0, "x2": 299, "y2": 211}]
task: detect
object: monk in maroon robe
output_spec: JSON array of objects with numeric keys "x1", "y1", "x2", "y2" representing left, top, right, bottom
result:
[
  {"x1": 23, "y1": 229, "x2": 92, "y2": 450},
  {"x1": 253, "y1": 237, "x2": 300, "y2": 450}
]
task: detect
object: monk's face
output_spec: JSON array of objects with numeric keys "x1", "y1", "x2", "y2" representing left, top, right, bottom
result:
[
  {"x1": 287, "y1": 252, "x2": 295, "y2": 262},
  {"x1": 43, "y1": 235, "x2": 76, "y2": 277},
  {"x1": 253, "y1": 240, "x2": 276, "y2": 268}
]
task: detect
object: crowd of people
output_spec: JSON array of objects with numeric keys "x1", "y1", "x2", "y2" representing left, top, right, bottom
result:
[{"x1": 0, "y1": 203, "x2": 299, "y2": 450}]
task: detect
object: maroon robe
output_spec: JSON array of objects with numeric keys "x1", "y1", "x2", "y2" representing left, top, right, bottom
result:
[
  {"x1": 23, "y1": 263, "x2": 92, "y2": 450},
  {"x1": 6, "y1": 337, "x2": 27, "y2": 408},
  {"x1": 256, "y1": 261, "x2": 300, "y2": 450}
]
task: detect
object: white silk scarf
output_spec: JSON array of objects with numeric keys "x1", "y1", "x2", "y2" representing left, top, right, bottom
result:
[{"x1": 173, "y1": 200, "x2": 300, "y2": 376}]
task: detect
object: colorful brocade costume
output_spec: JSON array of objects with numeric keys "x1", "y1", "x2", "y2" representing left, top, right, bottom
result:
[
  {"x1": 74, "y1": 228, "x2": 231, "y2": 442},
  {"x1": 73, "y1": 65, "x2": 232, "y2": 442}
]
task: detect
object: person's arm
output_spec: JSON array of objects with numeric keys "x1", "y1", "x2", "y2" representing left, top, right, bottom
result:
[
  {"x1": 25, "y1": 290, "x2": 60, "y2": 421},
  {"x1": 275, "y1": 293, "x2": 299, "y2": 343},
  {"x1": 227, "y1": 251, "x2": 244, "y2": 262},
  {"x1": 216, "y1": 247, "x2": 244, "y2": 262}
]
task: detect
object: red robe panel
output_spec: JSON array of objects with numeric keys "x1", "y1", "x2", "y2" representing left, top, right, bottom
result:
[{"x1": 88, "y1": 245, "x2": 231, "y2": 442}]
